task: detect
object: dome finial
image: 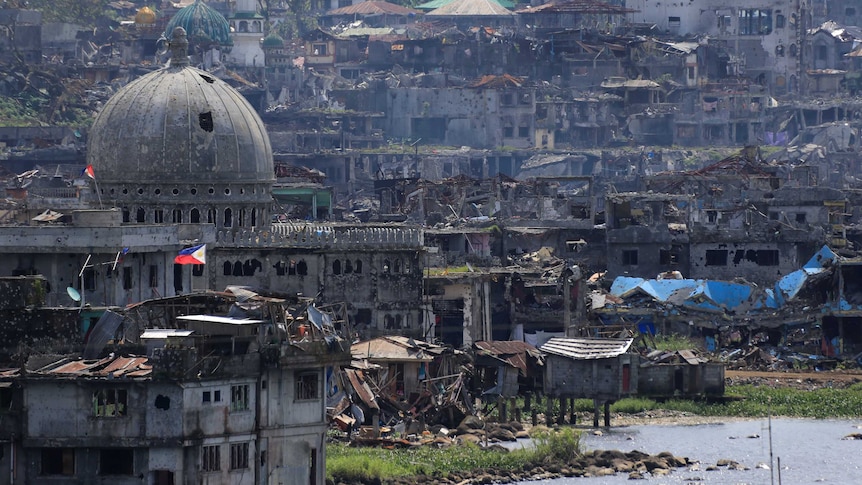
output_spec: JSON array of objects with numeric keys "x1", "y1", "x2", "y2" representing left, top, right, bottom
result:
[{"x1": 169, "y1": 26, "x2": 190, "y2": 67}]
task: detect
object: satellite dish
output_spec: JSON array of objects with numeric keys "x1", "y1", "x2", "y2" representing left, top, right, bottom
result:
[{"x1": 66, "y1": 286, "x2": 81, "y2": 302}]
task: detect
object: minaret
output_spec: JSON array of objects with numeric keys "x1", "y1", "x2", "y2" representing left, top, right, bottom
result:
[{"x1": 228, "y1": 0, "x2": 266, "y2": 67}]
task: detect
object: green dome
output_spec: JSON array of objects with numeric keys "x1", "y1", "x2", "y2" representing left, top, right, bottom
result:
[
  {"x1": 165, "y1": 0, "x2": 233, "y2": 47},
  {"x1": 262, "y1": 33, "x2": 284, "y2": 48}
]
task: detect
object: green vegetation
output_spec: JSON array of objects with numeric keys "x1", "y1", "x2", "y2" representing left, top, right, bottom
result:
[
  {"x1": 327, "y1": 428, "x2": 581, "y2": 482},
  {"x1": 648, "y1": 334, "x2": 702, "y2": 352},
  {"x1": 565, "y1": 383, "x2": 862, "y2": 419}
]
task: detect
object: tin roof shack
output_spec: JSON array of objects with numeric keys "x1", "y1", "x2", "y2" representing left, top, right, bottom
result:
[
  {"x1": 540, "y1": 337, "x2": 636, "y2": 427},
  {"x1": 351, "y1": 336, "x2": 463, "y2": 404},
  {"x1": 638, "y1": 349, "x2": 725, "y2": 399},
  {"x1": 605, "y1": 192, "x2": 693, "y2": 282},
  {"x1": 472, "y1": 340, "x2": 544, "y2": 397}
]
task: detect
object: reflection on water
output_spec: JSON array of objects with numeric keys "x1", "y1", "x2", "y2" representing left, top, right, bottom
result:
[{"x1": 511, "y1": 418, "x2": 862, "y2": 484}]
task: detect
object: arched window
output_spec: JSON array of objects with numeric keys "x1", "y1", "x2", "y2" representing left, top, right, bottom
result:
[
  {"x1": 402, "y1": 259, "x2": 411, "y2": 274},
  {"x1": 239, "y1": 21, "x2": 248, "y2": 33},
  {"x1": 332, "y1": 260, "x2": 341, "y2": 275},
  {"x1": 297, "y1": 260, "x2": 308, "y2": 276},
  {"x1": 233, "y1": 261, "x2": 243, "y2": 276},
  {"x1": 224, "y1": 208, "x2": 233, "y2": 227},
  {"x1": 355, "y1": 260, "x2": 362, "y2": 274},
  {"x1": 251, "y1": 208, "x2": 257, "y2": 227},
  {"x1": 191, "y1": 208, "x2": 201, "y2": 223},
  {"x1": 136, "y1": 207, "x2": 146, "y2": 223},
  {"x1": 383, "y1": 259, "x2": 391, "y2": 273},
  {"x1": 393, "y1": 259, "x2": 401, "y2": 273},
  {"x1": 384, "y1": 314, "x2": 394, "y2": 329},
  {"x1": 223, "y1": 262, "x2": 232, "y2": 276},
  {"x1": 238, "y1": 209, "x2": 245, "y2": 228},
  {"x1": 207, "y1": 209, "x2": 216, "y2": 224},
  {"x1": 172, "y1": 209, "x2": 183, "y2": 223},
  {"x1": 344, "y1": 260, "x2": 353, "y2": 274},
  {"x1": 395, "y1": 314, "x2": 403, "y2": 329}
]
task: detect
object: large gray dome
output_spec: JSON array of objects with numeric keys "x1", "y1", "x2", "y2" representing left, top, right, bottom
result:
[{"x1": 87, "y1": 27, "x2": 273, "y2": 229}]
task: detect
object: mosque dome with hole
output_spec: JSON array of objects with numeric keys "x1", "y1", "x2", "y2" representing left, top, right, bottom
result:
[{"x1": 86, "y1": 27, "x2": 274, "y2": 229}]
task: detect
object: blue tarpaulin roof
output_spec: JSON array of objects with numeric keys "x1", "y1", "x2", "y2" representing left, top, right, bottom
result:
[{"x1": 608, "y1": 245, "x2": 837, "y2": 315}]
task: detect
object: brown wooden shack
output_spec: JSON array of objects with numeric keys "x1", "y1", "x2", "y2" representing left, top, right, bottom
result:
[
  {"x1": 540, "y1": 337, "x2": 637, "y2": 426},
  {"x1": 638, "y1": 349, "x2": 725, "y2": 398}
]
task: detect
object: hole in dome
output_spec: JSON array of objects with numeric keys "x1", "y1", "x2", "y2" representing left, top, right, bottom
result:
[
  {"x1": 199, "y1": 112, "x2": 214, "y2": 132},
  {"x1": 199, "y1": 74, "x2": 215, "y2": 84}
]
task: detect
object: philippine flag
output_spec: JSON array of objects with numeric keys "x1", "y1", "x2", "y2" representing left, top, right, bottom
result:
[
  {"x1": 174, "y1": 244, "x2": 206, "y2": 265},
  {"x1": 82, "y1": 165, "x2": 96, "y2": 179}
]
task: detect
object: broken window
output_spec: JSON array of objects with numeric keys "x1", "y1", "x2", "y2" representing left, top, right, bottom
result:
[
  {"x1": 99, "y1": 449, "x2": 133, "y2": 475},
  {"x1": 224, "y1": 208, "x2": 233, "y2": 228},
  {"x1": 705, "y1": 250, "x2": 728, "y2": 266},
  {"x1": 297, "y1": 260, "x2": 308, "y2": 276},
  {"x1": 230, "y1": 384, "x2": 249, "y2": 412},
  {"x1": 192, "y1": 264, "x2": 204, "y2": 277},
  {"x1": 173, "y1": 264, "x2": 183, "y2": 293},
  {"x1": 668, "y1": 16, "x2": 681, "y2": 28},
  {"x1": 149, "y1": 265, "x2": 158, "y2": 288},
  {"x1": 738, "y1": 9, "x2": 772, "y2": 35},
  {"x1": 312, "y1": 43, "x2": 327, "y2": 56},
  {"x1": 706, "y1": 210, "x2": 718, "y2": 223},
  {"x1": 796, "y1": 213, "x2": 807, "y2": 223},
  {"x1": 295, "y1": 370, "x2": 319, "y2": 400},
  {"x1": 230, "y1": 443, "x2": 249, "y2": 470},
  {"x1": 718, "y1": 15, "x2": 732, "y2": 32},
  {"x1": 123, "y1": 267, "x2": 133, "y2": 289},
  {"x1": 41, "y1": 448, "x2": 75, "y2": 475},
  {"x1": 621, "y1": 250, "x2": 638, "y2": 266},
  {"x1": 83, "y1": 268, "x2": 96, "y2": 291},
  {"x1": 755, "y1": 250, "x2": 780, "y2": 266},
  {"x1": 136, "y1": 207, "x2": 146, "y2": 223},
  {"x1": 93, "y1": 388, "x2": 127, "y2": 417},
  {"x1": 202, "y1": 445, "x2": 220, "y2": 472},
  {"x1": 660, "y1": 247, "x2": 680, "y2": 265}
]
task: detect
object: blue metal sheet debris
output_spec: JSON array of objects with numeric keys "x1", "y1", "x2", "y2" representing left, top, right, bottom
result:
[{"x1": 607, "y1": 245, "x2": 837, "y2": 316}]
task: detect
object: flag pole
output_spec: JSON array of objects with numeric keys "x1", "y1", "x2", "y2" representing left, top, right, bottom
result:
[{"x1": 93, "y1": 178, "x2": 103, "y2": 209}]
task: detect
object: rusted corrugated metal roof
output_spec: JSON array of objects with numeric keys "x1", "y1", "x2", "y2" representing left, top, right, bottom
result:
[
  {"x1": 474, "y1": 340, "x2": 543, "y2": 374},
  {"x1": 352, "y1": 336, "x2": 447, "y2": 362},
  {"x1": 344, "y1": 368, "x2": 380, "y2": 410},
  {"x1": 540, "y1": 337, "x2": 633, "y2": 360},
  {"x1": 36, "y1": 355, "x2": 152, "y2": 378}
]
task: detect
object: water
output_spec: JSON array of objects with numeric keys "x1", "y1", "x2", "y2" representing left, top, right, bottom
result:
[{"x1": 510, "y1": 418, "x2": 862, "y2": 484}]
